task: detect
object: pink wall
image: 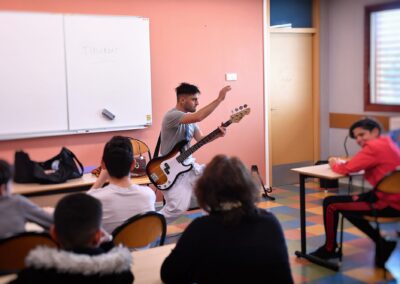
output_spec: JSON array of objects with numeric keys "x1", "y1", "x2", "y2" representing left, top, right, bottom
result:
[{"x1": 0, "y1": 0, "x2": 265, "y2": 177}]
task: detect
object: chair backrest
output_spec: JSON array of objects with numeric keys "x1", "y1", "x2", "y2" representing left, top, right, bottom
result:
[
  {"x1": 376, "y1": 167, "x2": 400, "y2": 194},
  {"x1": 130, "y1": 138, "x2": 152, "y2": 159},
  {"x1": 0, "y1": 232, "x2": 58, "y2": 274},
  {"x1": 388, "y1": 128, "x2": 400, "y2": 148},
  {"x1": 112, "y1": 211, "x2": 166, "y2": 249}
]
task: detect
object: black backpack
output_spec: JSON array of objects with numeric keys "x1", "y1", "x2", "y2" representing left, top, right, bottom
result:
[{"x1": 14, "y1": 147, "x2": 84, "y2": 184}]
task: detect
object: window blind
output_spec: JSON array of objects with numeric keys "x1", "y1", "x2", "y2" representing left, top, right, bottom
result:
[{"x1": 370, "y1": 9, "x2": 400, "y2": 105}]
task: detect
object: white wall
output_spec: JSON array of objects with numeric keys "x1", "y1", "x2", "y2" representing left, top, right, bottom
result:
[{"x1": 320, "y1": 0, "x2": 399, "y2": 160}]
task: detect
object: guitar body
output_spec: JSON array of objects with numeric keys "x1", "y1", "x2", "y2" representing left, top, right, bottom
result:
[{"x1": 146, "y1": 140, "x2": 193, "y2": 190}]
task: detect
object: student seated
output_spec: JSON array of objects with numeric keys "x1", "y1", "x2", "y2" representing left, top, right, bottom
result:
[
  {"x1": 160, "y1": 155, "x2": 293, "y2": 284},
  {"x1": 0, "y1": 160, "x2": 52, "y2": 239},
  {"x1": 311, "y1": 118, "x2": 400, "y2": 267},
  {"x1": 11, "y1": 193, "x2": 134, "y2": 283},
  {"x1": 87, "y1": 136, "x2": 156, "y2": 233}
]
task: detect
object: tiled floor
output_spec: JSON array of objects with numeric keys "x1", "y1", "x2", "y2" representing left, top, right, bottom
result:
[{"x1": 165, "y1": 182, "x2": 400, "y2": 283}]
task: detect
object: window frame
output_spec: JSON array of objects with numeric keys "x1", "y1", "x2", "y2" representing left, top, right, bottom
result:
[{"x1": 364, "y1": 1, "x2": 400, "y2": 112}]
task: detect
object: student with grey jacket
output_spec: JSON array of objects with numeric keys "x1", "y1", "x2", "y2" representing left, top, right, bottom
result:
[{"x1": 0, "y1": 159, "x2": 53, "y2": 239}]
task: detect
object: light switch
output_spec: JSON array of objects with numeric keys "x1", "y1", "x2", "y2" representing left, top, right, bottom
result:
[{"x1": 225, "y1": 73, "x2": 237, "y2": 81}]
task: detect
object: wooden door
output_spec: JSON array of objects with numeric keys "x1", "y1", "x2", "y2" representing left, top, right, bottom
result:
[{"x1": 270, "y1": 32, "x2": 314, "y2": 185}]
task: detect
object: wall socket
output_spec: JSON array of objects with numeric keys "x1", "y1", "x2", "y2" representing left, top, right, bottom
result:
[{"x1": 225, "y1": 73, "x2": 237, "y2": 81}]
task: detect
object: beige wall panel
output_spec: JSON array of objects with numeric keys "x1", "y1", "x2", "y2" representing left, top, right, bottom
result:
[{"x1": 329, "y1": 113, "x2": 390, "y2": 131}]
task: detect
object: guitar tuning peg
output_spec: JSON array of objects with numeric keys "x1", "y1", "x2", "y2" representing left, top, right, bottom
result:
[
  {"x1": 244, "y1": 104, "x2": 248, "y2": 108},
  {"x1": 235, "y1": 108, "x2": 238, "y2": 112},
  {"x1": 239, "y1": 106, "x2": 243, "y2": 110}
]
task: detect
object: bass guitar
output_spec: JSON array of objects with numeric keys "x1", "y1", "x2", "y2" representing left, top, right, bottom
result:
[{"x1": 146, "y1": 105, "x2": 250, "y2": 190}]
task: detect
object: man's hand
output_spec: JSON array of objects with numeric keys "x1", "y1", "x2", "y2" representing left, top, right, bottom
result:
[
  {"x1": 328, "y1": 157, "x2": 338, "y2": 168},
  {"x1": 217, "y1": 85, "x2": 232, "y2": 102},
  {"x1": 99, "y1": 227, "x2": 113, "y2": 244},
  {"x1": 328, "y1": 157, "x2": 346, "y2": 168},
  {"x1": 217, "y1": 125, "x2": 226, "y2": 138},
  {"x1": 91, "y1": 168, "x2": 110, "y2": 189}
]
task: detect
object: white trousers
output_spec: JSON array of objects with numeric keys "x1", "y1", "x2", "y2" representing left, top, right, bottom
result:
[{"x1": 158, "y1": 162, "x2": 204, "y2": 223}]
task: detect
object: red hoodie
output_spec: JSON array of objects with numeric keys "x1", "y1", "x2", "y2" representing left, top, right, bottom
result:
[{"x1": 332, "y1": 136, "x2": 400, "y2": 209}]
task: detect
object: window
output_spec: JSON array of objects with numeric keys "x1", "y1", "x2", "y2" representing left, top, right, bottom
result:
[{"x1": 365, "y1": 2, "x2": 400, "y2": 112}]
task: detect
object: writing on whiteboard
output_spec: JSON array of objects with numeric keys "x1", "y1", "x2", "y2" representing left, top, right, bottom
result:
[{"x1": 82, "y1": 43, "x2": 119, "y2": 57}]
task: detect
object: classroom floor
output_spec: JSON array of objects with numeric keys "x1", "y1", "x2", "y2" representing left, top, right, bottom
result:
[{"x1": 165, "y1": 182, "x2": 400, "y2": 284}]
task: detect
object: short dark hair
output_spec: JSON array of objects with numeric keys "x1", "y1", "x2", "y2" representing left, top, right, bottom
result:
[
  {"x1": 349, "y1": 117, "x2": 383, "y2": 139},
  {"x1": 102, "y1": 136, "x2": 134, "y2": 178},
  {"x1": 194, "y1": 155, "x2": 259, "y2": 225},
  {"x1": 0, "y1": 160, "x2": 12, "y2": 186},
  {"x1": 54, "y1": 193, "x2": 102, "y2": 249},
  {"x1": 175, "y1": 82, "x2": 200, "y2": 97}
]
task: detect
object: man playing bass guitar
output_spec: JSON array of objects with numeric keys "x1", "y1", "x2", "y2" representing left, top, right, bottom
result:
[{"x1": 158, "y1": 82, "x2": 231, "y2": 222}]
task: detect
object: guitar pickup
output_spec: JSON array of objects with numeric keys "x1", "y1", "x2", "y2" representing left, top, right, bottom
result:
[
  {"x1": 150, "y1": 173, "x2": 159, "y2": 182},
  {"x1": 163, "y1": 163, "x2": 170, "y2": 175}
]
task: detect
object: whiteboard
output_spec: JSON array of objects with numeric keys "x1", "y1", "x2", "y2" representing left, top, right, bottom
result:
[
  {"x1": 65, "y1": 15, "x2": 152, "y2": 131},
  {"x1": 0, "y1": 12, "x2": 152, "y2": 140},
  {"x1": 0, "y1": 12, "x2": 68, "y2": 138}
]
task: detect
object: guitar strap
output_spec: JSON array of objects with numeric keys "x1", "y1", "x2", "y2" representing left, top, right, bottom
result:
[
  {"x1": 154, "y1": 133, "x2": 161, "y2": 158},
  {"x1": 153, "y1": 132, "x2": 166, "y2": 205}
]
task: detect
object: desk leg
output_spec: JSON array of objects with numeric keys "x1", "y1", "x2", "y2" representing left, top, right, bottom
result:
[
  {"x1": 299, "y1": 174, "x2": 306, "y2": 253},
  {"x1": 294, "y1": 174, "x2": 340, "y2": 271}
]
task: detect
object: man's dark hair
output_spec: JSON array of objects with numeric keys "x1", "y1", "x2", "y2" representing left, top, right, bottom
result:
[
  {"x1": 0, "y1": 160, "x2": 12, "y2": 186},
  {"x1": 175, "y1": 82, "x2": 200, "y2": 97},
  {"x1": 102, "y1": 136, "x2": 134, "y2": 178},
  {"x1": 349, "y1": 117, "x2": 383, "y2": 139},
  {"x1": 54, "y1": 193, "x2": 102, "y2": 249}
]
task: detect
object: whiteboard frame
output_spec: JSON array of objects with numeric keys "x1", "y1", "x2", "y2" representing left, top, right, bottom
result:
[{"x1": 0, "y1": 126, "x2": 146, "y2": 141}]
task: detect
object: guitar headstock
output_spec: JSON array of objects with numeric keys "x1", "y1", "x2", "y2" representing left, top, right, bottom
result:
[{"x1": 230, "y1": 104, "x2": 251, "y2": 123}]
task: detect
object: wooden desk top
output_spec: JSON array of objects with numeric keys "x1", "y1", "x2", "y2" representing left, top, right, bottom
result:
[
  {"x1": 0, "y1": 244, "x2": 175, "y2": 284},
  {"x1": 0, "y1": 274, "x2": 16, "y2": 284},
  {"x1": 12, "y1": 173, "x2": 150, "y2": 196},
  {"x1": 291, "y1": 164, "x2": 345, "y2": 180},
  {"x1": 132, "y1": 244, "x2": 175, "y2": 284}
]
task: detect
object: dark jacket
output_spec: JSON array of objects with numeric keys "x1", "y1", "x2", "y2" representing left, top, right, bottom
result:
[
  {"x1": 161, "y1": 209, "x2": 293, "y2": 284},
  {"x1": 10, "y1": 245, "x2": 134, "y2": 284}
]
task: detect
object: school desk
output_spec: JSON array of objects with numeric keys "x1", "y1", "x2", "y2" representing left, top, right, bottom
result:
[
  {"x1": 291, "y1": 164, "x2": 345, "y2": 271},
  {"x1": 132, "y1": 243, "x2": 175, "y2": 284},
  {"x1": 12, "y1": 174, "x2": 150, "y2": 197}
]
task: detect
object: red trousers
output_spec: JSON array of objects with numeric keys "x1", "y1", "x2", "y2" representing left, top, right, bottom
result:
[{"x1": 323, "y1": 190, "x2": 400, "y2": 251}]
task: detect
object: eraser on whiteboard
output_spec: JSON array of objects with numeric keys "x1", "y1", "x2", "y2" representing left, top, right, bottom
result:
[{"x1": 102, "y1": 109, "x2": 115, "y2": 120}]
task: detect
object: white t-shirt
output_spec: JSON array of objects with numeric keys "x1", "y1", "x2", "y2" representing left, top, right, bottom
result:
[{"x1": 87, "y1": 184, "x2": 156, "y2": 234}]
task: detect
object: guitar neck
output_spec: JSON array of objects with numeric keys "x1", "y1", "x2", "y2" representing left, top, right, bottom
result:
[{"x1": 177, "y1": 120, "x2": 232, "y2": 163}]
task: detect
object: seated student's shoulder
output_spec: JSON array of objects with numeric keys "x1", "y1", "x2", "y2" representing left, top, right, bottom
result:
[
  {"x1": 255, "y1": 208, "x2": 282, "y2": 226},
  {"x1": 163, "y1": 109, "x2": 185, "y2": 125},
  {"x1": 135, "y1": 184, "x2": 156, "y2": 197},
  {"x1": 368, "y1": 136, "x2": 393, "y2": 148},
  {"x1": 86, "y1": 186, "x2": 108, "y2": 196},
  {"x1": 365, "y1": 136, "x2": 400, "y2": 155}
]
